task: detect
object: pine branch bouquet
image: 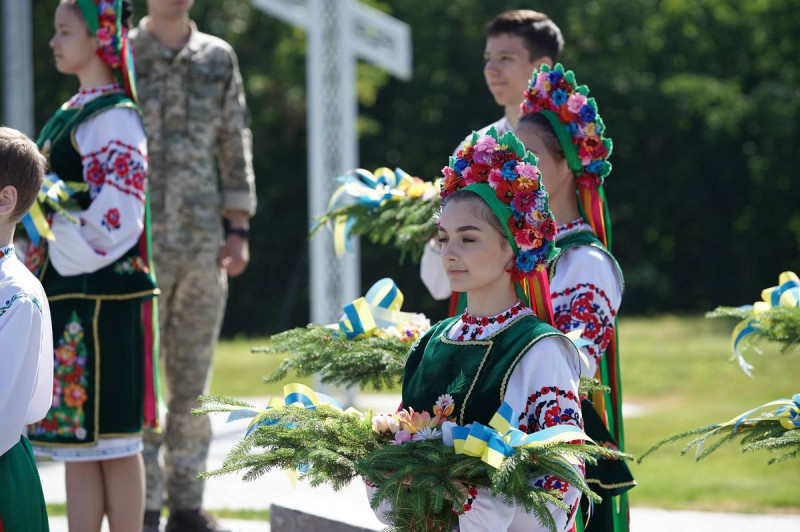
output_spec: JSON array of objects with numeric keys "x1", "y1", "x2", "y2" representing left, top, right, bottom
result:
[
  {"x1": 639, "y1": 394, "x2": 800, "y2": 465},
  {"x1": 309, "y1": 167, "x2": 439, "y2": 263},
  {"x1": 196, "y1": 385, "x2": 628, "y2": 532},
  {"x1": 706, "y1": 271, "x2": 800, "y2": 376},
  {"x1": 255, "y1": 278, "x2": 430, "y2": 391}
]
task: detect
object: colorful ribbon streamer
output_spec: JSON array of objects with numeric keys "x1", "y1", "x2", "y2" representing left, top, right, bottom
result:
[
  {"x1": 323, "y1": 167, "x2": 439, "y2": 257},
  {"x1": 21, "y1": 174, "x2": 76, "y2": 245},
  {"x1": 731, "y1": 271, "x2": 800, "y2": 376},
  {"x1": 449, "y1": 401, "x2": 592, "y2": 470},
  {"x1": 335, "y1": 278, "x2": 419, "y2": 339}
]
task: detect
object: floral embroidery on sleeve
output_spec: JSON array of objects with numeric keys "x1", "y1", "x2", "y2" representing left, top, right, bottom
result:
[
  {"x1": 81, "y1": 139, "x2": 147, "y2": 203},
  {"x1": 552, "y1": 282, "x2": 616, "y2": 368},
  {"x1": 101, "y1": 208, "x2": 122, "y2": 231},
  {"x1": 520, "y1": 386, "x2": 584, "y2": 500},
  {"x1": 518, "y1": 385, "x2": 582, "y2": 434}
]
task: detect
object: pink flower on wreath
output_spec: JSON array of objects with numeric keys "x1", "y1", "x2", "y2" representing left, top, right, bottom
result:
[
  {"x1": 95, "y1": 27, "x2": 112, "y2": 46},
  {"x1": 540, "y1": 217, "x2": 558, "y2": 240},
  {"x1": 514, "y1": 161, "x2": 539, "y2": 181},
  {"x1": 473, "y1": 135, "x2": 498, "y2": 165},
  {"x1": 487, "y1": 168, "x2": 503, "y2": 188},
  {"x1": 514, "y1": 228, "x2": 541, "y2": 251},
  {"x1": 567, "y1": 93, "x2": 587, "y2": 114},
  {"x1": 534, "y1": 71, "x2": 549, "y2": 92},
  {"x1": 461, "y1": 165, "x2": 477, "y2": 185},
  {"x1": 392, "y1": 430, "x2": 413, "y2": 445}
]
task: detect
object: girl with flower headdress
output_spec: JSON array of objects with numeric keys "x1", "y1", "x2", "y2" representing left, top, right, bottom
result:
[
  {"x1": 515, "y1": 64, "x2": 634, "y2": 532},
  {"x1": 25, "y1": 1, "x2": 158, "y2": 530},
  {"x1": 368, "y1": 128, "x2": 585, "y2": 531}
]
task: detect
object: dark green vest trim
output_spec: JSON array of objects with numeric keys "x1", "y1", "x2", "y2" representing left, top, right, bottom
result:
[
  {"x1": 550, "y1": 230, "x2": 624, "y2": 291},
  {"x1": 403, "y1": 314, "x2": 565, "y2": 426},
  {"x1": 35, "y1": 94, "x2": 155, "y2": 299}
]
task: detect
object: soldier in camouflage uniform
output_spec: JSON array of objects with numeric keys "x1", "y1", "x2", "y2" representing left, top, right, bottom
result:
[{"x1": 129, "y1": 1, "x2": 256, "y2": 530}]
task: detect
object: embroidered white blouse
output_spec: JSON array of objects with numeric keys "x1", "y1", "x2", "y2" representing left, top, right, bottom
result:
[
  {"x1": 0, "y1": 246, "x2": 53, "y2": 456},
  {"x1": 48, "y1": 83, "x2": 148, "y2": 276},
  {"x1": 369, "y1": 303, "x2": 584, "y2": 532}
]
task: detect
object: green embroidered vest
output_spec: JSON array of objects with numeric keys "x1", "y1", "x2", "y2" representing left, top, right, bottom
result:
[
  {"x1": 35, "y1": 93, "x2": 157, "y2": 299},
  {"x1": 549, "y1": 230, "x2": 624, "y2": 289},
  {"x1": 403, "y1": 314, "x2": 564, "y2": 426}
]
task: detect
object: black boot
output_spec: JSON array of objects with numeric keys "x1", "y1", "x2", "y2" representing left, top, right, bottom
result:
[
  {"x1": 143, "y1": 510, "x2": 161, "y2": 532},
  {"x1": 165, "y1": 510, "x2": 231, "y2": 532}
]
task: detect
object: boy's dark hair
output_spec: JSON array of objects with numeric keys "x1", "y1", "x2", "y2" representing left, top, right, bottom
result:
[
  {"x1": 487, "y1": 10, "x2": 564, "y2": 63},
  {"x1": 0, "y1": 126, "x2": 46, "y2": 222}
]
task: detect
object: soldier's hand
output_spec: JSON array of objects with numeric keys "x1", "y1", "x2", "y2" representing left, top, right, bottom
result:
[{"x1": 219, "y1": 234, "x2": 249, "y2": 277}]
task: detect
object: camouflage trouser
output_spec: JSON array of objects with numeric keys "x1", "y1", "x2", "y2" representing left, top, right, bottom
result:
[{"x1": 143, "y1": 247, "x2": 227, "y2": 512}]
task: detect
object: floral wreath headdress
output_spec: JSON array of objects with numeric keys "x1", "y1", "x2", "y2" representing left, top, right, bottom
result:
[
  {"x1": 440, "y1": 127, "x2": 559, "y2": 325},
  {"x1": 77, "y1": 0, "x2": 138, "y2": 102},
  {"x1": 521, "y1": 63, "x2": 614, "y2": 249}
]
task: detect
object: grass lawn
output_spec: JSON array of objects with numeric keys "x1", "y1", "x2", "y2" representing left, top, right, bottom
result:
[{"x1": 210, "y1": 316, "x2": 800, "y2": 514}]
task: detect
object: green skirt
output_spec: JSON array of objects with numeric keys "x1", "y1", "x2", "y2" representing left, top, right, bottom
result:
[
  {"x1": 0, "y1": 436, "x2": 49, "y2": 531},
  {"x1": 28, "y1": 297, "x2": 145, "y2": 448}
]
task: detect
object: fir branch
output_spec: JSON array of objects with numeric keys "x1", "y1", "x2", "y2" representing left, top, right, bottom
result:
[
  {"x1": 706, "y1": 306, "x2": 800, "y2": 353},
  {"x1": 639, "y1": 418, "x2": 800, "y2": 464},
  {"x1": 254, "y1": 325, "x2": 410, "y2": 390},
  {"x1": 578, "y1": 377, "x2": 610, "y2": 397},
  {"x1": 310, "y1": 197, "x2": 438, "y2": 263}
]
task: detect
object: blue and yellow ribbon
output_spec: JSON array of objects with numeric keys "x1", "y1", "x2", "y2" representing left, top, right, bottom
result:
[
  {"x1": 731, "y1": 271, "x2": 800, "y2": 376},
  {"x1": 335, "y1": 278, "x2": 418, "y2": 339},
  {"x1": 322, "y1": 167, "x2": 439, "y2": 257},
  {"x1": 20, "y1": 174, "x2": 77, "y2": 245},
  {"x1": 450, "y1": 401, "x2": 592, "y2": 470}
]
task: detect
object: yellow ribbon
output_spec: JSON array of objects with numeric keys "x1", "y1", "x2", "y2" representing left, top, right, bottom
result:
[
  {"x1": 451, "y1": 401, "x2": 592, "y2": 470},
  {"x1": 731, "y1": 271, "x2": 800, "y2": 376},
  {"x1": 324, "y1": 167, "x2": 440, "y2": 257},
  {"x1": 335, "y1": 278, "x2": 418, "y2": 339}
]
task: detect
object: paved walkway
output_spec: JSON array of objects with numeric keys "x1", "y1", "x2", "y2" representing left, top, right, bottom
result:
[{"x1": 41, "y1": 394, "x2": 800, "y2": 531}]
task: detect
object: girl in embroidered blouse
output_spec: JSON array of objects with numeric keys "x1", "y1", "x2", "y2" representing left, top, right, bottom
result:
[
  {"x1": 369, "y1": 129, "x2": 585, "y2": 532},
  {"x1": 26, "y1": 2, "x2": 156, "y2": 531},
  {"x1": 515, "y1": 64, "x2": 633, "y2": 532}
]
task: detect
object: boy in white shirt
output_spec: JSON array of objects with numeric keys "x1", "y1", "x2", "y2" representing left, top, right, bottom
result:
[{"x1": 0, "y1": 126, "x2": 53, "y2": 531}]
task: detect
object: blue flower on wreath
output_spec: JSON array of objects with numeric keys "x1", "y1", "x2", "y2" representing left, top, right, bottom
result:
[
  {"x1": 515, "y1": 250, "x2": 538, "y2": 272},
  {"x1": 579, "y1": 104, "x2": 596, "y2": 123},
  {"x1": 567, "y1": 122, "x2": 579, "y2": 136},
  {"x1": 510, "y1": 203, "x2": 524, "y2": 219},
  {"x1": 548, "y1": 70, "x2": 563, "y2": 84},
  {"x1": 454, "y1": 158, "x2": 469, "y2": 174},
  {"x1": 586, "y1": 161, "x2": 604, "y2": 174},
  {"x1": 552, "y1": 89, "x2": 568, "y2": 106},
  {"x1": 501, "y1": 160, "x2": 518, "y2": 180}
]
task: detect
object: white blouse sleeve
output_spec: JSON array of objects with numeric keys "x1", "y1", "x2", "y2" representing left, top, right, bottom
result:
[
  {"x1": 420, "y1": 239, "x2": 452, "y2": 300},
  {"x1": 551, "y1": 246, "x2": 622, "y2": 378},
  {"x1": 48, "y1": 107, "x2": 148, "y2": 276},
  {"x1": 0, "y1": 290, "x2": 50, "y2": 455},
  {"x1": 458, "y1": 336, "x2": 584, "y2": 532}
]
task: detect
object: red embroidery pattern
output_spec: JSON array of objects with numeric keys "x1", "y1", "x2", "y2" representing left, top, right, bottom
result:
[
  {"x1": 102, "y1": 208, "x2": 121, "y2": 231},
  {"x1": 518, "y1": 386, "x2": 582, "y2": 434},
  {"x1": 81, "y1": 139, "x2": 147, "y2": 202},
  {"x1": 552, "y1": 282, "x2": 616, "y2": 366}
]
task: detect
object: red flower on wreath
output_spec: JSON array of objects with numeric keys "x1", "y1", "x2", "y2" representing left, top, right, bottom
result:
[{"x1": 102, "y1": 208, "x2": 121, "y2": 231}]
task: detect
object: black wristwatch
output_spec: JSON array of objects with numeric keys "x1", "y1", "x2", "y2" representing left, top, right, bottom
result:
[{"x1": 225, "y1": 226, "x2": 250, "y2": 239}]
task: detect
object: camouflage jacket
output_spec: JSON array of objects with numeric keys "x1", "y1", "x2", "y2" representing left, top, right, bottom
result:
[{"x1": 129, "y1": 19, "x2": 257, "y2": 253}]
